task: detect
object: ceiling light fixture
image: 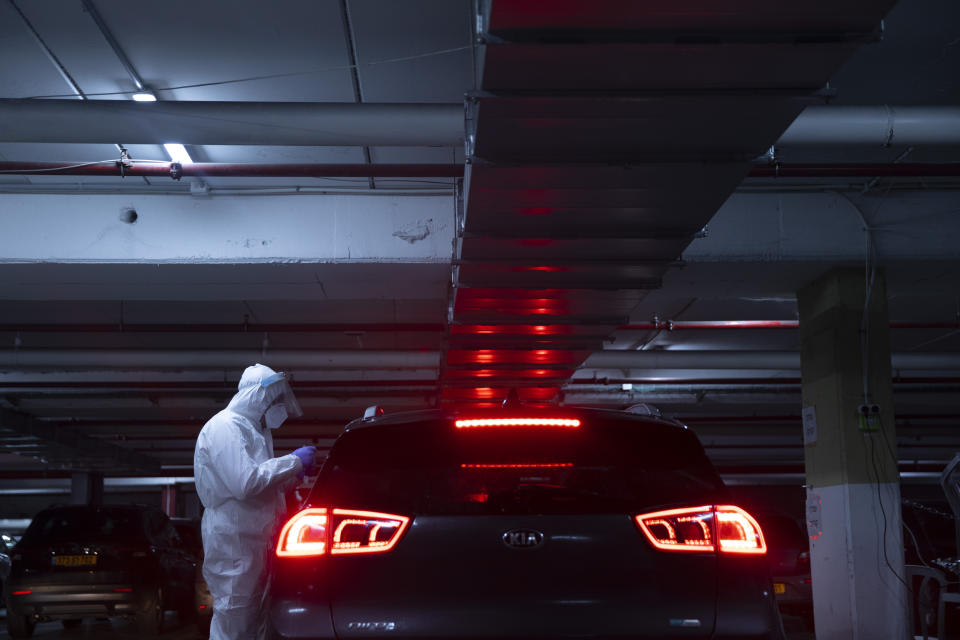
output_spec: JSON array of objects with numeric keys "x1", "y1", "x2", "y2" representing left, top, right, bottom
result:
[
  {"x1": 163, "y1": 143, "x2": 192, "y2": 164},
  {"x1": 132, "y1": 91, "x2": 157, "y2": 102}
]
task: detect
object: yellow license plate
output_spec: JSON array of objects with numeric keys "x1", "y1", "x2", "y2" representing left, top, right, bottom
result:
[
  {"x1": 773, "y1": 582, "x2": 786, "y2": 595},
  {"x1": 54, "y1": 555, "x2": 97, "y2": 567}
]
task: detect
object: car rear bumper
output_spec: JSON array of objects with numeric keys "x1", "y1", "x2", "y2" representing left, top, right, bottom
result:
[
  {"x1": 771, "y1": 574, "x2": 812, "y2": 607},
  {"x1": 6, "y1": 582, "x2": 141, "y2": 621}
]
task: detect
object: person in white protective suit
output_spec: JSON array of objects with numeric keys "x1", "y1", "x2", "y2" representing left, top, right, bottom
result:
[{"x1": 194, "y1": 363, "x2": 318, "y2": 640}]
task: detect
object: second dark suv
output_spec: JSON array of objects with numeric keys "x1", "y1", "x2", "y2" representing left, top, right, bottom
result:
[
  {"x1": 4, "y1": 504, "x2": 198, "y2": 637},
  {"x1": 269, "y1": 407, "x2": 784, "y2": 639}
]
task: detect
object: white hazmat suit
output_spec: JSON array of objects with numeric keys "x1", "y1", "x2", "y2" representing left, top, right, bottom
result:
[{"x1": 194, "y1": 364, "x2": 315, "y2": 639}]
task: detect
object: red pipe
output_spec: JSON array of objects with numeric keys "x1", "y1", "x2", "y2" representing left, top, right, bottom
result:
[
  {"x1": 0, "y1": 322, "x2": 444, "y2": 333},
  {"x1": 567, "y1": 377, "x2": 960, "y2": 385},
  {"x1": 1, "y1": 161, "x2": 958, "y2": 179},
  {"x1": 0, "y1": 161, "x2": 463, "y2": 179}
]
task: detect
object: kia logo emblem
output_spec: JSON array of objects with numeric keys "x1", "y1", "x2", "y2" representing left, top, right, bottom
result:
[{"x1": 502, "y1": 529, "x2": 544, "y2": 550}]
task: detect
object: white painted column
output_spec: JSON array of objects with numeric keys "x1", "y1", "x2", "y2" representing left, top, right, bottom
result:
[{"x1": 798, "y1": 269, "x2": 909, "y2": 640}]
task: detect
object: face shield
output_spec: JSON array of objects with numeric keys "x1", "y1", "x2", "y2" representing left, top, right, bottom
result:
[{"x1": 260, "y1": 371, "x2": 303, "y2": 430}]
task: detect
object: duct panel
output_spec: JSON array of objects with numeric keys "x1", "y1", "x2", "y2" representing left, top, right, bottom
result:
[
  {"x1": 443, "y1": 0, "x2": 900, "y2": 404},
  {"x1": 470, "y1": 96, "x2": 814, "y2": 162},
  {"x1": 480, "y1": 43, "x2": 860, "y2": 93},
  {"x1": 482, "y1": 0, "x2": 896, "y2": 35}
]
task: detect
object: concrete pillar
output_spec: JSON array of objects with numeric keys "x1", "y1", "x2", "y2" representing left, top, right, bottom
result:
[
  {"x1": 70, "y1": 471, "x2": 103, "y2": 505},
  {"x1": 797, "y1": 268, "x2": 908, "y2": 640}
]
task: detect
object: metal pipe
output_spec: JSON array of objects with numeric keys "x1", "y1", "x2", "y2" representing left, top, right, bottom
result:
[
  {"x1": 0, "y1": 161, "x2": 463, "y2": 178},
  {"x1": 2, "y1": 102, "x2": 958, "y2": 148},
  {"x1": 0, "y1": 100, "x2": 465, "y2": 146},
  {"x1": 777, "y1": 106, "x2": 960, "y2": 147},
  {"x1": 1, "y1": 349, "x2": 953, "y2": 371},
  {"x1": 619, "y1": 320, "x2": 960, "y2": 331},
  {"x1": 1, "y1": 159, "x2": 957, "y2": 180},
  {"x1": 749, "y1": 163, "x2": 960, "y2": 178},
  {"x1": 80, "y1": 0, "x2": 145, "y2": 92},
  {"x1": 7, "y1": 0, "x2": 86, "y2": 99},
  {"x1": 0, "y1": 350, "x2": 440, "y2": 369},
  {"x1": 0, "y1": 320, "x2": 955, "y2": 333},
  {"x1": 584, "y1": 351, "x2": 960, "y2": 370}
]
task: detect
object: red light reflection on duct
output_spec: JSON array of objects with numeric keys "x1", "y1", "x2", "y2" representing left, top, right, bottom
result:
[
  {"x1": 519, "y1": 238, "x2": 554, "y2": 247},
  {"x1": 525, "y1": 265, "x2": 565, "y2": 273},
  {"x1": 519, "y1": 208, "x2": 553, "y2": 216},
  {"x1": 473, "y1": 350, "x2": 497, "y2": 364}
]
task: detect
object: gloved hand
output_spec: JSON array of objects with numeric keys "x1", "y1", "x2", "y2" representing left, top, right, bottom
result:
[{"x1": 291, "y1": 445, "x2": 318, "y2": 477}]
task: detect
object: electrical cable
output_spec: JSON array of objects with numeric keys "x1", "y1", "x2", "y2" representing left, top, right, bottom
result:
[{"x1": 866, "y1": 430, "x2": 911, "y2": 593}]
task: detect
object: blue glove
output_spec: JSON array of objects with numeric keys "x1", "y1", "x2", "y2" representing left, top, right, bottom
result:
[{"x1": 292, "y1": 445, "x2": 317, "y2": 477}]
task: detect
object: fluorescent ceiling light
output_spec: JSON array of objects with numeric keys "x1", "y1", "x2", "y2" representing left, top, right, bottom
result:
[
  {"x1": 132, "y1": 92, "x2": 157, "y2": 102},
  {"x1": 163, "y1": 143, "x2": 192, "y2": 164}
]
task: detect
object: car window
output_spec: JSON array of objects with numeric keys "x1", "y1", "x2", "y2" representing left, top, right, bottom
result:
[
  {"x1": 21, "y1": 508, "x2": 147, "y2": 543},
  {"x1": 757, "y1": 513, "x2": 807, "y2": 549},
  {"x1": 145, "y1": 511, "x2": 181, "y2": 547},
  {"x1": 311, "y1": 416, "x2": 726, "y2": 516},
  {"x1": 172, "y1": 523, "x2": 200, "y2": 550}
]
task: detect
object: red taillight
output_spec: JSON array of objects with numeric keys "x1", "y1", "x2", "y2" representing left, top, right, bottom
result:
[
  {"x1": 635, "y1": 506, "x2": 716, "y2": 552},
  {"x1": 635, "y1": 505, "x2": 766, "y2": 555},
  {"x1": 276, "y1": 508, "x2": 328, "y2": 557},
  {"x1": 454, "y1": 418, "x2": 581, "y2": 429},
  {"x1": 13, "y1": 590, "x2": 32, "y2": 596},
  {"x1": 715, "y1": 506, "x2": 767, "y2": 554},
  {"x1": 276, "y1": 508, "x2": 410, "y2": 558},
  {"x1": 113, "y1": 588, "x2": 133, "y2": 593}
]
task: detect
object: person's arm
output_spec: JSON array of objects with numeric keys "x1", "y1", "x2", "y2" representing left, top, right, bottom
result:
[{"x1": 208, "y1": 419, "x2": 302, "y2": 501}]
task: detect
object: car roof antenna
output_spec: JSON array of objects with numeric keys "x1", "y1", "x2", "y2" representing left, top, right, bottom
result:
[{"x1": 502, "y1": 388, "x2": 522, "y2": 409}]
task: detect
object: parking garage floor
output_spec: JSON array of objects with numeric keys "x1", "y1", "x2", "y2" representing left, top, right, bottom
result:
[
  {"x1": 0, "y1": 611, "x2": 203, "y2": 639},
  {"x1": 0, "y1": 610, "x2": 818, "y2": 640}
]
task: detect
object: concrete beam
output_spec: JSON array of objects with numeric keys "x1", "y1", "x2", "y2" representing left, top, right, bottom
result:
[
  {"x1": 0, "y1": 193, "x2": 454, "y2": 263},
  {"x1": 0, "y1": 407, "x2": 161, "y2": 474}
]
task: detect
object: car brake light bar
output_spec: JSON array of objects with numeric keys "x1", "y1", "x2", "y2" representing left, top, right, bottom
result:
[
  {"x1": 277, "y1": 507, "x2": 410, "y2": 558},
  {"x1": 635, "y1": 505, "x2": 766, "y2": 555},
  {"x1": 12, "y1": 590, "x2": 32, "y2": 596},
  {"x1": 461, "y1": 463, "x2": 574, "y2": 469},
  {"x1": 454, "y1": 418, "x2": 581, "y2": 429}
]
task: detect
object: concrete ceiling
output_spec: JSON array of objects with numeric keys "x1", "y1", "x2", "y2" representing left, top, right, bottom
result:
[{"x1": 0, "y1": 0, "x2": 959, "y2": 491}]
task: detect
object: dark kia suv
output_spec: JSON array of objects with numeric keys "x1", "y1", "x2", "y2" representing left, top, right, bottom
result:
[
  {"x1": 270, "y1": 408, "x2": 784, "y2": 639},
  {"x1": 4, "y1": 504, "x2": 198, "y2": 637}
]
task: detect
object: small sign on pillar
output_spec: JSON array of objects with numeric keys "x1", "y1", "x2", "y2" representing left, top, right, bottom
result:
[{"x1": 802, "y1": 405, "x2": 818, "y2": 446}]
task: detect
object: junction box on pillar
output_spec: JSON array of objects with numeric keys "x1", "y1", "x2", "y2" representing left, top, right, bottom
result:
[{"x1": 798, "y1": 268, "x2": 907, "y2": 640}]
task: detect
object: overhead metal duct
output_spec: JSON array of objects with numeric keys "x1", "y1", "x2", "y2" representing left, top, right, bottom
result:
[
  {"x1": 777, "y1": 106, "x2": 960, "y2": 147},
  {"x1": 1, "y1": 100, "x2": 958, "y2": 148},
  {"x1": 0, "y1": 100, "x2": 465, "y2": 146}
]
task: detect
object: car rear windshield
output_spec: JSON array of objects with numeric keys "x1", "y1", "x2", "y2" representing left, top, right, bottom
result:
[
  {"x1": 310, "y1": 415, "x2": 726, "y2": 515},
  {"x1": 21, "y1": 508, "x2": 146, "y2": 544}
]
